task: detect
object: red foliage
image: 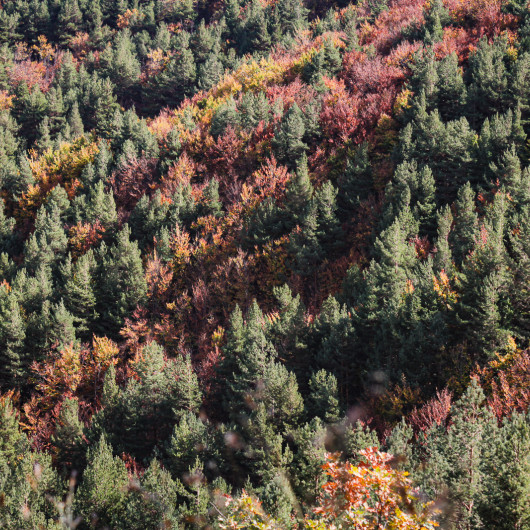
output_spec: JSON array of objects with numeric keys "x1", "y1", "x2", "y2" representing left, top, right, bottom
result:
[
  {"x1": 320, "y1": 78, "x2": 361, "y2": 146},
  {"x1": 359, "y1": 0, "x2": 425, "y2": 53},
  {"x1": 476, "y1": 349, "x2": 530, "y2": 420},
  {"x1": 203, "y1": 126, "x2": 245, "y2": 194},
  {"x1": 408, "y1": 389, "x2": 453, "y2": 433},
  {"x1": 110, "y1": 156, "x2": 158, "y2": 215}
]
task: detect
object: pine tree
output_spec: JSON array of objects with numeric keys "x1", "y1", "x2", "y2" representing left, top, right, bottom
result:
[
  {"x1": 75, "y1": 436, "x2": 129, "y2": 529},
  {"x1": 274, "y1": 103, "x2": 307, "y2": 168},
  {"x1": 226, "y1": 300, "x2": 279, "y2": 419},
  {"x1": 0, "y1": 199, "x2": 15, "y2": 254},
  {"x1": 450, "y1": 182, "x2": 478, "y2": 265},
  {"x1": 14, "y1": 82, "x2": 48, "y2": 146},
  {"x1": 259, "y1": 362, "x2": 304, "y2": 432},
  {"x1": 277, "y1": 0, "x2": 308, "y2": 35},
  {"x1": 90, "y1": 343, "x2": 201, "y2": 459},
  {"x1": 201, "y1": 178, "x2": 223, "y2": 217},
  {"x1": 57, "y1": 0, "x2": 83, "y2": 44},
  {"x1": 167, "y1": 411, "x2": 209, "y2": 480},
  {"x1": 289, "y1": 200, "x2": 322, "y2": 276},
  {"x1": 467, "y1": 38, "x2": 509, "y2": 126},
  {"x1": 307, "y1": 369, "x2": 340, "y2": 423},
  {"x1": 101, "y1": 29, "x2": 141, "y2": 100},
  {"x1": 436, "y1": 52, "x2": 467, "y2": 122},
  {"x1": 442, "y1": 379, "x2": 497, "y2": 529},
  {"x1": 312, "y1": 296, "x2": 357, "y2": 402},
  {"x1": 344, "y1": 421, "x2": 379, "y2": 462},
  {"x1": 159, "y1": 32, "x2": 197, "y2": 105},
  {"x1": 50, "y1": 299, "x2": 76, "y2": 350},
  {"x1": 121, "y1": 459, "x2": 180, "y2": 529},
  {"x1": 284, "y1": 155, "x2": 314, "y2": 229},
  {"x1": 414, "y1": 166, "x2": 437, "y2": 236},
  {"x1": 47, "y1": 86, "x2": 66, "y2": 138},
  {"x1": 0, "y1": 397, "x2": 28, "y2": 467},
  {"x1": 211, "y1": 97, "x2": 239, "y2": 138},
  {"x1": 434, "y1": 205, "x2": 453, "y2": 274},
  {"x1": 239, "y1": 0, "x2": 271, "y2": 53},
  {"x1": 68, "y1": 101, "x2": 84, "y2": 139},
  {"x1": 52, "y1": 397, "x2": 86, "y2": 477},
  {"x1": 86, "y1": 179, "x2": 118, "y2": 230},
  {"x1": 64, "y1": 252, "x2": 98, "y2": 339},
  {"x1": 481, "y1": 412, "x2": 530, "y2": 529},
  {"x1": 0, "y1": 291, "x2": 26, "y2": 387},
  {"x1": 315, "y1": 181, "x2": 343, "y2": 254},
  {"x1": 339, "y1": 143, "x2": 373, "y2": 214},
  {"x1": 95, "y1": 225, "x2": 147, "y2": 336}
]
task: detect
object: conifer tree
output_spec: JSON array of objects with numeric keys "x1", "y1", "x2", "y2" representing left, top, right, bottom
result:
[
  {"x1": 480, "y1": 412, "x2": 530, "y2": 529},
  {"x1": 315, "y1": 181, "x2": 343, "y2": 253},
  {"x1": 52, "y1": 397, "x2": 86, "y2": 477},
  {"x1": 284, "y1": 155, "x2": 314, "y2": 229},
  {"x1": 434, "y1": 205, "x2": 453, "y2": 274},
  {"x1": 274, "y1": 103, "x2": 307, "y2": 168},
  {"x1": 467, "y1": 38, "x2": 509, "y2": 125},
  {"x1": 450, "y1": 182, "x2": 478, "y2": 265},
  {"x1": 307, "y1": 369, "x2": 340, "y2": 423},
  {"x1": 75, "y1": 436, "x2": 129, "y2": 529},
  {"x1": 226, "y1": 301, "x2": 279, "y2": 418},
  {"x1": 289, "y1": 200, "x2": 322, "y2": 276},
  {"x1": 259, "y1": 362, "x2": 304, "y2": 431},
  {"x1": 166, "y1": 411, "x2": 209, "y2": 480},
  {"x1": 95, "y1": 225, "x2": 147, "y2": 336},
  {"x1": 442, "y1": 379, "x2": 497, "y2": 529},
  {"x1": 64, "y1": 252, "x2": 98, "y2": 339},
  {"x1": 0, "y1": 291, "x2": 26, "y2": 387},
  {"x1": 339, "y1": 143, "x2": 373, "y2": 214}
]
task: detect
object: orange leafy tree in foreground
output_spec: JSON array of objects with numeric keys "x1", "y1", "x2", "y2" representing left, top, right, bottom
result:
[
  {"x1": 307, "y1": 448, "x2": 439, "y2": 530},
  {"x1": 218, "y1": 449, "x2": 440, "y2": 529}
]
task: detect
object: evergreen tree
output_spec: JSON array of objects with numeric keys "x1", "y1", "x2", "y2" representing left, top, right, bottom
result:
[
  {"x1": 284, "y1": 155, "x2": 314, "y2": 229},
  {"x1": 75, "y1": 436, "x2": 129, "y2": 529},
  {"x1": 0, "y1": 290, "x2": 26, "y2": 387},
  {"x1": 95, "y1": 226, "x2": 147, "y2": 336},
  {"x1": 315, "y1": 181, "x2": 343, "y2": 254},
  {"x1": 481, "y1": 412, "x2": 530, "y2": 529},
  {"x1": 52, "y1": 397, "x2": 86, "y2": 477},
  {"x1": 225, "y1": 301, "x2": 278, "y2": 418},
  {"x1": 259, "y1": 362, "x2": 304, "y2": 432},
  {"x1": 306, "y1": 369, "x2": 340, "y2": 423},
  {"x1": 63, "y1": 251, "x2": 98, "y2": 339},
  {"x1": 434, "y1": 205, "x2": 453, "y2": 274},
  {"x1": 274, "y1": 103, "x2": 307, "y2": 168},
  {"x1": 339, "y1": 143, "x2": 373, "y2": 214},
  {"x1": 467, "y1": 37, "x2": 509, "y2": 126},
  {"x1": 441, "y1": 379, "x2": 497, "y2": 529}
]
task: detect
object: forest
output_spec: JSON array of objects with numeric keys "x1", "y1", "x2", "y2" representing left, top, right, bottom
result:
[{"x1": 0, "y1": 0, "x2": 529, "y2": 527}]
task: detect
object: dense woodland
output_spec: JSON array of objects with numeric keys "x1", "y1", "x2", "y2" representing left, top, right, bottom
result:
[{"x1": 0, "y1": 0, "x2": 530, "y2": 527}]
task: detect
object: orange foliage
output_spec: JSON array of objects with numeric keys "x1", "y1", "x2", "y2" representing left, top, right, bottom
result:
[
  {"x1": 18, "y1": 137, "x2": 98, "y2": 221},
  {"x1": 117, "y1": 8, "x2": 144, "y2": 29},
  {"x1": 68, "y1": 221, "x2": 105, "y2": 259},
  {"x1": 310, "y1": 449, "x2": 439, "y2": 529},
  {"x1": 249, "y1": 157, "x2": 290, "y2": 204},
  {"x1": 161, "y1": 152, "x2": 197, "y2": 195},
  {"x1": 69, "y1": 32, "x2": 92, "y2": 60},
  {"x1": 31, "y1": 336, "x2": 119, "y2": 413},
  {"x1": 0, "y1": 89, "x2": 14, "y2": 110}
]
